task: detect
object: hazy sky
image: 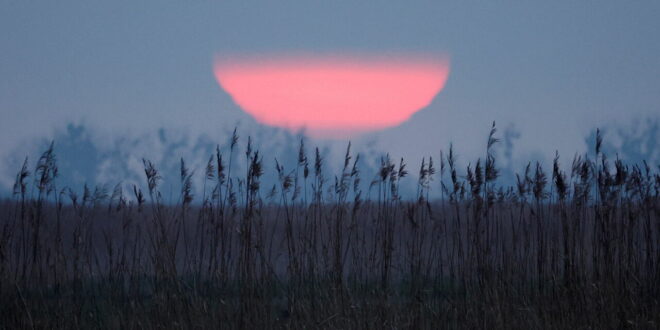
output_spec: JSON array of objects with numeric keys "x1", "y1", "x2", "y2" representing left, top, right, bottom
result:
[{"x1": 1, "y1": 1, "x2": 659, "y2": 189}]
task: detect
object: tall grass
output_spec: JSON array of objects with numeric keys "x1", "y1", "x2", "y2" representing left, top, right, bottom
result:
[{"x1": 0, "y1": 124, "x2": 658, "y2": 329}]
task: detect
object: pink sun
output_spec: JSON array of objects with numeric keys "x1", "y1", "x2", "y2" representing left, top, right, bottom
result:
[{"x1": 213, "y1": 54, "x2": 450, "y2": 138}]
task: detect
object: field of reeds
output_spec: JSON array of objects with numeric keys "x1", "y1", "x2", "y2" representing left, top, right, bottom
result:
[{"x1": 0, "y1": 124, "x2": 658, "y2": 329}]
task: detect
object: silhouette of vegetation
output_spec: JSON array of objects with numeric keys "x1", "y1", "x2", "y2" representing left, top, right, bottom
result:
[{"x1": 0, "y1": 124, "x2": 658, "y2": 328}]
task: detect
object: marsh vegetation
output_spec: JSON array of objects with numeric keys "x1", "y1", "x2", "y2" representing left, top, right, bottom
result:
[{"x1": 0, "y1": 125, "x2": 658, "y2": 329}]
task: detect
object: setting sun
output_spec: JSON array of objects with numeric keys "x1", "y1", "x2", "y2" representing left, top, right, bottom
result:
[{"x1": 214, "y1": 55, "x2": 450, "y2": 138}]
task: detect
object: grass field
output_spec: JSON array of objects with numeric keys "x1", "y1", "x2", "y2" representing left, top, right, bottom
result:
[{"x1": 1, "y1": 126, "x2": 658, "y2": 329}]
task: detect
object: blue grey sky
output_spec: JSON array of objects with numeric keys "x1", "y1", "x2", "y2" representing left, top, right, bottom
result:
[{"x1": 1, "y1": 1, "x2": 659, "y2": 190}]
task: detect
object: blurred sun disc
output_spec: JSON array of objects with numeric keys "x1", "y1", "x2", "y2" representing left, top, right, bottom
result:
[{"x1": 213, "y1": 54, "x2": 450, "y2": 138}]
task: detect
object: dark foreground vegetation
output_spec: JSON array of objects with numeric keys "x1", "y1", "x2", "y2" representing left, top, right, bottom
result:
[{"x1": 1, "y1": 125, "x2": 659, "y2": 329}]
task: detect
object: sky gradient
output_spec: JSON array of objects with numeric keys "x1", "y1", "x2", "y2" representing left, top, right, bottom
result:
[{"x1": 1, "y1": 1, "x2": 659, "y2": 191}]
